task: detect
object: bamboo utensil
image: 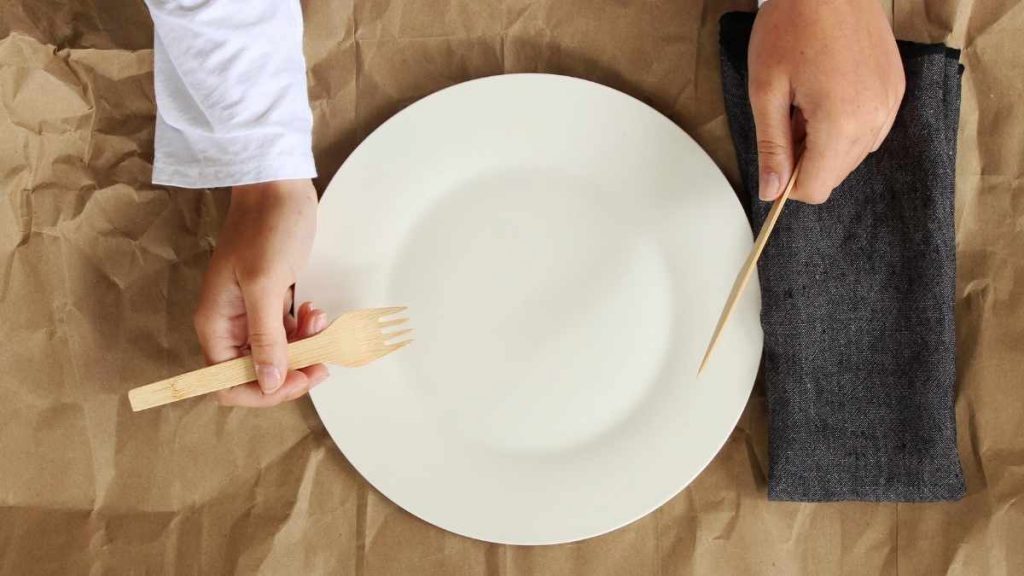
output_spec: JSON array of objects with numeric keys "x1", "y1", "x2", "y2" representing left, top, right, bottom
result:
[
  {"x1": 698, "y1": 156, "x2": 804, "y2": 375},
  {"x1": 129, "y1": 307, "x2": 412, "y2": 411}
]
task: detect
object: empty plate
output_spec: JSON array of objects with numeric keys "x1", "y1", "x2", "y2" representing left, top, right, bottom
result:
[{"x1": 298, "y1": 74, "x2": 761, "y2": 545}]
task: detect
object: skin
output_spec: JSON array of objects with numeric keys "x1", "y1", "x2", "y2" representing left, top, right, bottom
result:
[
  {"x1": 194, "y1": 0, "x2": 905, "y2": 408},
  {"x1": 193, "y1": 179, "x2": 329, "y2": 407},
  {"x1": 749, "y1": 0, "x2": 905, "y2": 204}
]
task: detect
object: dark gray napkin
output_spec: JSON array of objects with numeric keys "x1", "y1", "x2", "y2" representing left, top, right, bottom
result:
[{"x1": 718, "y1": 12, "x2": 966, "y2": 501}]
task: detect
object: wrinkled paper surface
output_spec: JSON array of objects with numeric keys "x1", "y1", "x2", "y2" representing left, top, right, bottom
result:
[{"x1": 1, "y1": 0, "x2": 1022, "y2": 573}]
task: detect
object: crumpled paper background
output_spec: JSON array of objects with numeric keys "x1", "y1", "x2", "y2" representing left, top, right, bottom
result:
[{"x1": 0, "y1": 0, "x2": 1021, "y2": 573}]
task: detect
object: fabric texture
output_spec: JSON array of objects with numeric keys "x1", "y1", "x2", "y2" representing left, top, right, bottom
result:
[
  {"x1": 719, "y1": 12, "x2": 966, "y2": 501},
  {"x1": 146, "y1": 0, "x2": 316, "y2": 188}
]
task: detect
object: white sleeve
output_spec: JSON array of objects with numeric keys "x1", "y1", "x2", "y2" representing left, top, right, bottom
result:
[{"x1": 145, "y1": 0, "x2": 316, "y2": 189}]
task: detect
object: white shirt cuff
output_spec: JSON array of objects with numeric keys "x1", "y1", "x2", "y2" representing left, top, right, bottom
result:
[{"x1": 151, "y1": 114, "x2": 317, "y2": 188}]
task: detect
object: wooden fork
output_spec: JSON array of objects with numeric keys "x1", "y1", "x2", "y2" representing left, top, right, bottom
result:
[{"x1": 129, "y1": 307, "x2": 412, "y2": 412}]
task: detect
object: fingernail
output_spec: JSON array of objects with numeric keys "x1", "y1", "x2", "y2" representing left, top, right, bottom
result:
[
  {"x1": 256, "y1": 364, "x2": 282, "y2": 394},
  {"x1": 759, "y1": 171, "x2": 780, "y2": 201},
  {"x1": 311, "y1": 373, "x2": 328, "y2": 390},
  {"x1": 315, "y1": 313, "x2": 328, "y2": 333}
]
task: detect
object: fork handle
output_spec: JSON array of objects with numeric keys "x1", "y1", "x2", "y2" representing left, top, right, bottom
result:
[{"x1": 128, "y1": 333, "x2": 333, "y2": 412}]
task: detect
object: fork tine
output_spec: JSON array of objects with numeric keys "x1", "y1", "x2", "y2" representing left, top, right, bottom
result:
[
  {"x1": 372, "y1": 306, "x2": 407, "y2": 319},
  {"x1": 342, "y1": 338, "x2": 409, "y2": 364},
  {"x1": 384, "y1": 339, "x2": 413, "y2": 354},
  {"x1": 357, "y1": 338, "x2": 413, "y2": 366},
  {"x1": 378, "y1": 317, "x2": 409, "y2": 329},
  {"x1": 382, "y1": 328, "x2": 412, "y2": 343}
]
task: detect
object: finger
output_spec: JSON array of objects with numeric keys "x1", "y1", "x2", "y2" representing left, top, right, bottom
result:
[
  {"x1": 220, "y1": 305, "x2": 332, "y2": 407},
  {"x1": 284, "y1": 310, "x2": 299, "y2": 339},
  {"x1": 793, "y1": 120, "x2": 869, "y2": 205},
  {"x1": 217, "y1": 360, "x2": 323, "y2": 407},
  {"x1": 296, "y1": 307, "x2": 330, "y2": 389},
  {"x1": 215, "y1": 370, "x2": 315, "y2": 408},
  {"x1": 749, "y1": 75, "x2": 795, "y2": 201},
  {"x1": 194, "y1": 268, "x2": 248, "y2": 365},
  {"x1": 194, "y1": 311, "x2": 245, "y2": 365},
  {"x1": 288, "y1": 301, "x2": 316, "y2": 339},
  {"x1": 241, "y1": 282, "x2": 290, "y2": 394},
  {"x1": 299, "y1": 364, "x2": 330, "y2": 391},
  {"x1": 299, "y1": 308, "x2": 328, "y2": 338}
]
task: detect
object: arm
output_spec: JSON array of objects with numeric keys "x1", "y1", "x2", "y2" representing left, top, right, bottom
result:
[{"x1": 147, "y1": 0, "x2": 328, "y2": 406}]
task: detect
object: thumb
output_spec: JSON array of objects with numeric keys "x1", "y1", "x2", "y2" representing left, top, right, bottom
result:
[
  {"x1": 749, "y1": 80, "x2": 795, "y2": 201},
  {"x1": 242, "y1": 283, "x2": 289, "y2": 394}
]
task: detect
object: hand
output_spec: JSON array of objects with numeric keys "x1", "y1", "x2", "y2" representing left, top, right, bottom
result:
[
  {"x1": 748, "y1": 0, "x2": 905, "y2": 204},
  {"x1": 193, "y1": 179, "x2": 330, "y2": 407}
]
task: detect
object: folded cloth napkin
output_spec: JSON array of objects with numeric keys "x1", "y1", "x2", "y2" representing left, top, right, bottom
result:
[{"x1": 718, "y1": 12, "x2": 966, "y2": 501}]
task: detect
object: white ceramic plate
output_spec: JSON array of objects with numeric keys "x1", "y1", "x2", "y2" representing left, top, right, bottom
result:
[{"x1": 299, "y1": 74, "x2": 761, "y2": 545}]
